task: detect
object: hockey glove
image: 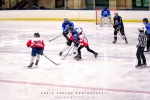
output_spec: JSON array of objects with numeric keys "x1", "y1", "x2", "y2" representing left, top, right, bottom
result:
[
  {"x1": 74, "y1": 40, "x2": 79, "y2": 47},
  {"x1": 116, "y1": 25, "x2": 121, "y2": 32},
  {"x1": 113, "y1": 24, "x2": 117, "y2": 29},
  {"x1": 147, "y1": 30, "x2": 150, "y2": 34},
  {"x1": 116, "y1": 28, "x2": 120, "y2": 32},
  {"x1": 41, "y1": 51, "x2": 43, "y2": 55},
  {"x1": 73, "y1": 39, "x2": 78, "y2": 44}
]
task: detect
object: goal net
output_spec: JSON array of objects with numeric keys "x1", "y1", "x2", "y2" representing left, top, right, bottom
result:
[{"x1": 96, "y1": 8, "x2": 117, "y2": 25}]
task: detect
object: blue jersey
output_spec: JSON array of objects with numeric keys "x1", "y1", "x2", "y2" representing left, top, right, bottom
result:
[
  {"x1": 72, "y1": 29, "x2": 79, "y2": 41},
  {"x1": 62, "y1": 21, "x2": 74, "y2": 33},
  {"x1": 145, "y1": 22, "x2": 150, "y2": 34},
  {"x1": 101, "y1": 9, "x2": 110, "y2": 17}
]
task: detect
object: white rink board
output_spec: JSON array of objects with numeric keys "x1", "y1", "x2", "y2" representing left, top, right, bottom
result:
[
  {"x1": 0, "y1": 10, "x2": 150, "y2": 21},
  {"x1": 0, "y1": 21, "x2": 150, "y2": 100}
]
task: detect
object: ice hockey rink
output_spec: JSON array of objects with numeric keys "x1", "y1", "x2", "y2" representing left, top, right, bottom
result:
[{"x1": 0, "y1": 20, "x2": 150, "y2": 100}]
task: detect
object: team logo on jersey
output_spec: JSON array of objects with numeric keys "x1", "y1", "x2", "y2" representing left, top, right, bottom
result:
[
  {"x1": 65, "y1": 25, "x2": 69, "y2": 29},
  {"x1": 104, "y1": 11, "x2": 108, "y2": 15},
  {"x1": 115, "y1": 20, "x2": 119, "y2": 24}
]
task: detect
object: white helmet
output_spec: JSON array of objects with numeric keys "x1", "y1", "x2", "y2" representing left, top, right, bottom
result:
[
  {"x1": 138, "y1": 25, "x2": 144, "y2": 31},
  {"x1": 77, "y1": 28, "x2": 83, "y2": 34},
  {"x1": 64, "y1": 17, "x2": 68, "y2": 22},
  {"x1": 74, "y1": 25, "x2": 81, "y2": 29}
]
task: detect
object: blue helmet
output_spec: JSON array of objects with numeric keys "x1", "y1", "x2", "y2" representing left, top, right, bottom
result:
[
  {"x1": 104, "y1": 6, "x2": 107, "y2": 10},
  {"x1": 64, "y1": 17, "x2": 69, "y2": 23}
]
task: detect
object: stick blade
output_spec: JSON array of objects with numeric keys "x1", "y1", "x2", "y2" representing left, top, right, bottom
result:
[{"x1": 56, "y1": 63, "x2": 60, "y2": 65}]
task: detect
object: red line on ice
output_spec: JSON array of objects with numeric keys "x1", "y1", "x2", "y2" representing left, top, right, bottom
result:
[{"x1": 0, "y1": 80, "x2": 150, "y2": 94}]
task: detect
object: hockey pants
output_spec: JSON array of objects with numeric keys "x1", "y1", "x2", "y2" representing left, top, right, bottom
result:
[{"x1": 136, "y1": 47, "x2": 146, "y2": 64}]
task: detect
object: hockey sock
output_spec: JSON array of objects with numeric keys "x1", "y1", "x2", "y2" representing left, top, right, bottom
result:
[
  {"x1": 74, "y1": 46, "x2": 78, "y2": 54},
  {"x1": 62, "y1": 45, "x2": 70, "y2": 53},
  {"x1": 86, "y1": 46, "x2": 95, "y2": 54},
  {"x1": 36, "y1": 54, "x2": 40, "y2": 60},
  {"x1": 78, "y1": 46, "x2": 84, "y2": 56},
  {"x1": 35, "y1": 60, "x2": 39, "y2": 66},
  {"x1": 114, "y1": 36, "x2": 117, "y2": 41},
  {"x1": 35, "y1": 54, "x2": 40, "y2": 65},
  {"x1": 30, "y1": 56, "x2": 35, "y2": 64},
  {"x1": 100, "y1": 17, "x2": 104, "y2": 26}
]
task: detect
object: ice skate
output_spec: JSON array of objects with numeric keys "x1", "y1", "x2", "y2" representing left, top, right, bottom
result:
[
  {"x1": 73, "y1": 51, "x2": 76, "y2": 54},
  {"x1": 135, "y1": 64, "x2": 142, "y2": 67},
  {"x1": 112, "y1": 40, "x2": 117, "y2": 44},
  {"x1": 144, "y1": 50, "x2": 149, "y2": 52},
  {"x1": 74, "y1": 55, "x2": 79, "y2": 59},
  {"x1": 100, "y1": 23, "x2": 103, "y2": 27},
  {"x1": 94, "y1": 53, "x2": 98, "y2": 58},
  {"x1": 35, "y1": 60, "x2": 39, "y2": 66},
  {"x1": 76, "y1": 55, "x2": 82, "y2": 60},
  {"x1": 141, "y1": 63, "x2": 147, "y2": 67},
  {"x1": 28, "y1": 62, "x2": 34, "y2": 68},
  {"x1": 59, "y1": 52, "x2": 62, "y2": 56},
  {"x1": 125, "y1": 40, "x2": 128, "y2": 44}
]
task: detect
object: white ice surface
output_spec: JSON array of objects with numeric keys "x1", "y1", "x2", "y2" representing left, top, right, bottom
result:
[{"x1": 0, "y1": 21, "x2": 150, "y2": 100}]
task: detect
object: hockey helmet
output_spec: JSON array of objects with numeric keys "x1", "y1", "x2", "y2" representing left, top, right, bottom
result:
[
  {"x1": 104, "y1": 6, "x2": 107, "y2": 10},
  {"x1": 138, "y1": 25, "x2": 144, "y2": 31},
  {"x1": 34, "y1": 32, "x2": 40, "y2": 37},
  {"x1": 143, "y1": 18, "x2": 148, "y2": 23},
  {"x1": 114, "y1": 11, "x2": 118, "y2": 16},
  {"x1": 74, "y1": 25, "x2": 80, "y2": 29},
  {"x1": 64, "y1": 17, "x2": 68, "y2": 23},
  {"x1": 77, "y1": 28, "x2": 83, "y2": 34}
]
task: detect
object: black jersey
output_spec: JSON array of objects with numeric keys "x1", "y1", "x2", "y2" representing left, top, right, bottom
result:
[{"x1": 113, "y1": 16, "x2": 124, "y2": 26}]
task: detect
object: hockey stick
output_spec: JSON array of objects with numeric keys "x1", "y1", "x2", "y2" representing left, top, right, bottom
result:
[
  {"x1": 62, "y1": 45, "x2": 73, "y2": 59},
  {"x1": 119, "y1": 32, "x2": 124, "y2": 40},
  {"x1": 43, "y1": 54, "x2": 60, "y2": 65},
  {"x1": 69, "y1": 46, "x2": 75, "y2": 56},
  {"x1": 49, "y1": 34, "x2": 62, "y2": 42}
]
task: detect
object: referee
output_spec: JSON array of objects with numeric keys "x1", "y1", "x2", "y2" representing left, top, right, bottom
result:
[{"x1": 136, "y1": 25, "x2": 147, "y2": 67}]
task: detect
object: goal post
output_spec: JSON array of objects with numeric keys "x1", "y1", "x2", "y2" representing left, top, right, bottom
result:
[{"x1": 96, "y1": 8, "x2": 117, "y2": 25}]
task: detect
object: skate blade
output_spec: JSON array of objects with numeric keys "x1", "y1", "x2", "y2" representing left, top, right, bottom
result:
[
  {"x1": 28, "y1": 67, "x2": 32, "y2": 69},
  {"x1": 76, "y1": 59, "x2": 82, "y2": 61},
  {"x1": 142, "y1": 65, "x2": 147, "y2": 67}
]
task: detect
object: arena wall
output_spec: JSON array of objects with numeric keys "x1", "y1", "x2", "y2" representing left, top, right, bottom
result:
[{"x1": 0, "y1": 10, "x2": 149, "y2": 22}]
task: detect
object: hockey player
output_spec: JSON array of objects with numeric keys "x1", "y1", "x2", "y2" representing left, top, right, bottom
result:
[
  {"x1": 113, "y1": 12, "x2": 128, "y2": 44},
  {"x1": 100, "y1": 6, "x2": 112, "y2": 27},
  {"x1": 136, "y1": 25, "x2": 147, "y2": 67},
  {"x1": 59, "y1": 27, "x2": 79, "y2": 56},
  {"x1": 142, "y1": 18, "x2": 150, "y2": 52},
  {"x1": 74, "y1": 28, "x2": 98, "y2": 60},
  {"x1": 26, "y1": 33, "x2": 45, "y2": 68},
  {"x1": 62, "y1": 17, "x2": 74, "y2": 40}
]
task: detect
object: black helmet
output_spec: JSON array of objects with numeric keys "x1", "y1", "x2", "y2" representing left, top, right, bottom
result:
[
  {"x1": 143, "y1": 18, "x2": 148, "y2": 23},
  {"x1": 34, "y1": 32, "x2": 40, "y2": 37}
]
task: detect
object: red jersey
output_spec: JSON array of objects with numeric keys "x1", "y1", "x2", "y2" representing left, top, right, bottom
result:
[
  {"x1": 26, "y1": 38, "x2": 45, "y2": 50},
  {"x1": 79, "y1": 33, "x2": 88, "y2": 46}
]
